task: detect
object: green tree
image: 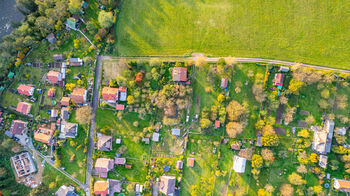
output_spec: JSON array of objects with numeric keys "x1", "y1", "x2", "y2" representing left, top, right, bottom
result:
[
  {"x1": 98, "y1": 10, "x2": 114, "y2": 28},
  {"x1": 288, "y1": 79, "x2": 303, "y2": 95},
  {"x1": 68, "y1": 0, "x2": 81, "y2": 14},
  {"x1": 86, "y1": 21, "x2": 97, "y2": 34},
  {"x1": 200, "y1": 118, "x2": 211, "y2": 128}
]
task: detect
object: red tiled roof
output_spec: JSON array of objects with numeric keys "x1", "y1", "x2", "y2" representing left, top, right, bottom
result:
[
  {"x1": 61, "y1": 97, "x2": 71, "y2": 106},
  {"x1": 102, "y1": 87, "x2": 118, "y2": 101},
  {"x1": 118, "y1": 86, "x2": 127, "y2": 93},
  {"x1": 47, "y1": 71, "x2": 61, "y2": 83},
  {"x1": 17, "y1": 85, "x2": 34, "y2": 96},
  {"x1": 116, "y1": 104, "x2": 124, "y2": 110},
  {"x1": 72, "y1": 88, "x2": 86, "y2": 104},
  {"x1": 187, "y1": 158, "x2": 194, "y2": 167},
  {"x1": 172, "y1": 67, "x2": 187, "y2": 82},
  {"x1": 214, "y1": 120, "x2": 220, "y2": 128},
  {"x1": 16, "y1": 102, "x2": 32, "y2": 115},
  {"x1": 273, "y1": 73, "x2": 284, "y2": 86},
  {"x1": 47, "y1": 88, "x2": 56, "y2": 98}
]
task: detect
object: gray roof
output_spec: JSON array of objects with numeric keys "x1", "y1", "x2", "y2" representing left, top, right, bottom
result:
[
  {"x1": 171, "y1": 128, "x2": 181, "y2": 136},
  {"x1": 160, "y1": 176, "x2": 176, "y2": 195}
]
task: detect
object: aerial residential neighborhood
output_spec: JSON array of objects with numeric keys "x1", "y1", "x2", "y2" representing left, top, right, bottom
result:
[{"x1": 0, "y1": 0, "x2": 350, "y2": 196}]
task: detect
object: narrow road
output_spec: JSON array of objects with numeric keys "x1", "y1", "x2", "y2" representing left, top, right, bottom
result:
[
  {"x1": 102, "y1": 56, "x2": 350, "y2": 73},
  {"x1": 85, "y1": 55, "x2": 103, "y2": 195}
]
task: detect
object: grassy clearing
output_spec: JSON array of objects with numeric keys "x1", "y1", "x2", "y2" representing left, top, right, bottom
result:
[
  {"x1": 102, "y1": 59, "x2": 127, "y2": 81},
  {"x1": 0, "y1": 90, "x2": 21, "y2": 108},
  {"x1": 115, "y1": 0, "x2": 350, "y2": 70}
]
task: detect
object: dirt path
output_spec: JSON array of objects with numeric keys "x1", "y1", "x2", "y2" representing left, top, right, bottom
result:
[{"x1": 31, "y1": 150, "x2": 44, "y2": 184}]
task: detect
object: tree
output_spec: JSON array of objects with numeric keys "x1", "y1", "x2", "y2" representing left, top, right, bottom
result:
[
  {"x1": 280, "y1": 184, "x2": 293, "y2": 196},
  {"x1": 68, "y1": 0, "x2": 81, "y2": 14},
  {"x1": 75, "y1": 106, "x2": 93, "y2": 125},
  {"x1": 86, "y1": 21, "x2": 97, "y2": 34},
  {"x1": 98, "y1": 10, "x2": 114, "y2": 28},
  {"x1": 225, "y1": 57, "x2": 237, "y2": 67},
  {"x1": 336, "y1": 95, "x2": 348, "y2": 110},
  {"x1": 127, "y1": 95, "x2": 135, "y2": 104},
  {"x1": 217, "y1": 94, "x2": 225, "y2": 103},
  {"x1": 194, "y1": 56, "x2": 206, "y2": 67},
  {"x1": 226, "y1": 100, "x2": 247, "y2": 122},
  {"x1": 226, "y1": 122, "x2": 243, "y2": 138},
  {"x1": 30, "y1": 184, "x2": 49, "y2": 196},
  {"x1": 261, "y1": 148, "x2": 274, "y2": 163},
  {"x1": 283, "y1": 106, "x2": 296, "y2": 124},
  {"x1": 200, "y1": 118, "x2": 211, "y2": 129},
  {"x1": 251, "y1": 154, "x2": 263, "y2": 168},
  {"x1": 239, "y1": 148, "x2": 253, "y2": 160},
  {"x1": 288, "y1": 79, "x2": 303, "y2": 95},
  {"x1": 261, "y1": 135, "x2": 279, "y2": 146},
  {"x1": 297, "y1": 129, "x2": 310, "y2": 138},
  {"x1": 297, "y1": 164, "x2": 307, "y2": 174},
  {"x1": 262, "y1": 124, "x2": 274, "y2": 136},
  {"x1": 288, "y1": 172, "x2": 304, "y2": 185},
  {"x1": 321, "y1": 89, "x2": 330, "y2": 99},
  {"x1": 65, "y1": 83, "x2": 76, "y2": 92},
  {"x1": 318, "y1": 99, "x2": 329, "y2": 109},
  {"x1": 308, "y1": 153, "x2": 319, "y2": 163},
  {"x1": 252, "y1": 84, "x2": 266, "y2": 103},
  {"x1": 126, "y1": 183, "x2": 134, "y2": 193},
  {"x1": 117, "y1": 145, "x2": 127, "y2": 154},
  {"x1": 305, "y1": 115, "x2": 315, "y2": 126}
]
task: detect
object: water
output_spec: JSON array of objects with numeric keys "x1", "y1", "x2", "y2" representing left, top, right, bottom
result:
[{"x1": 0, "y1": 0, "x2": 23, "y2": 39}]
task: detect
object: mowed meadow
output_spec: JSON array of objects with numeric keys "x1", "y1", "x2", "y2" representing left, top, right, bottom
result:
[{"x1": 115, "y1": 0, "x2": 350, "y2": 69}]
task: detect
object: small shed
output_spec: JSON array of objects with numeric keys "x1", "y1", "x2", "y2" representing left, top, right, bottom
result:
[
  {"x1": 214, "y1": 120, "x2": 220, "y2": 128},
  {"x1": 319, "y1": 155, "x2": 328, "y2": 169},
  {"x1": 116, "y1": 138, "x2": 121, "y2": 144},
  {"x1": 142, "y1": 137, "x2": 150, "y2": 144},
  {"x1": 176, "y1": 160, "x2": 183, "y2": 170},
  {"x1": 152, "y1": 133, "x2": 160, "y2": 142},
  {"x1": 187, "y1": 158, "x2": 194, "y2": 167},
  {"x1": 279, "y1": 66, "x2": 290, "y2": 72},
  {"x1": 46, "y1": 33, "x2": 57, "y2": 44},
  {"x1": 171, "y1": 128, "x2": 181, "y2": 136}
]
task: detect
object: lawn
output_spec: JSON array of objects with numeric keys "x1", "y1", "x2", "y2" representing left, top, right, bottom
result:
[
  {"x1": 0, "y1": 90, "x2": 21, "y2": 108},
  {"x1": 115, "y1": 0, "x2": 350, "y2": 70}
]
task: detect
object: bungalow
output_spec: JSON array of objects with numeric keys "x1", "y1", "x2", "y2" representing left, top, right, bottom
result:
[
  {"x1": 312, "y1": 120, "x2": 334, "y2": 155},
  {"x1": 17, "y1": 84, "x2": 34, "y2": 96},
  {"x1": 160, "y1": 175, "x2": 176, "y2": 196},
  {"x1": 59, "y1": 121, "x2": 78, "y2": 139},
  {"x1": 172, "y1": 67, "x2": 187, "y2": 82},
  {"x1": 47, "y1": 71, "x2": 62, "y2": 84},
  {"x1": 319, "y1": 155, "x2": 328, "y2": 169},
  {"x1": 187, "y1": 158, "x2": 194, "y2": 167},
  {"x1": 272, "y1": 73, "x2": 284, "y2": 86},
  {"x1": 55, "y1": 185, "x2": 78, "y2": 196},
  {"x1": 10, "y1": 120, "x2": 27, "y2": 137},
  {"x1": 114, "y1": 158, "x2": 126, "y2": 165},
  {"x1": 97, "y1": 133, "x2": 113, "y2": 151},
  {"x1": 176, "y1": 160, "x2": 183, "y2": 170},
  {"x1": 61, "y1": 97, "x2": 71, "y2": 106},
  {"x1": 152, "y1": 132, "x2": 160, "y2": 142},
  {"x1": 221, "y1": 78, "x2": 228, "y2": 89},
  {"x1": 60, "y1": 107, "x2": 70, "y2": 120},
  {"x1": 95, "y1": 158, "x2": 114, "y2": 178},
  {"x1": 34, "y1": 125, "x2": 55, "y2": 144},
  {"x1": 102, "y1": 87, "x2": 118, "y2": 102},
  {"x1": 214, "y1": 120, "x2": 220, "y2": 128},
  {"x1": 11, "y1": 152, "x2": 36, "y2": 178},
  {"x1": 108, "y1": 179, "x2": 122, "y2": 195},
  {"x1": 69, "y1": 58, "x2": 83, "y2": 66},
  {"x1": 333, "y1": 178, "x2": 350, "y2": 193},
  {"x1": 53, "y1": 54, "x2": 65, "y2": 61},
  {"x1": 72, "y1": 88, "x2": 87, "y2": 105},
  {"x1": 16, "y1": 102, "x2": 32, "y2": 115},
  {"x1": 47, "y1": 88, "x2": 56, "y2": 98},
  {"x1": 233, "y1": 155, "x2": 246, "y2": 173},
  {"x1": 118, "y1": 87, "x2": 127, "y2": 101},
  {"x1": 279, "y1": 66, "x2": 290, "y2": 73},
  {"x1": 94, "y1": 181, "x2": 109, "y2": 196}
]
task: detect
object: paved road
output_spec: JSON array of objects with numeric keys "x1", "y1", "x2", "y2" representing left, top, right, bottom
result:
[
  {"x1": 85, "y1": 55, "x2": 103, "y2": 195},
  {"x1": 102, "y1": 56, "x2": 350, "y2": 73}
]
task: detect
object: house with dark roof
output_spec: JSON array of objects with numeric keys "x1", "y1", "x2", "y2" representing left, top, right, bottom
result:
[
  {"x1": 53, "y1": 54, "x2": 65, "y2": 61},
  {"x1": 159, "y1": 175, "x2": 176, "y2": 195},
  {"x1": 97, "y1": 133, "x2": 113, "y2": 151},
  {"x1": 95, "y1": 158, "x2": 114, "y2": 178},
  {"x1": 114, "y1": 158, "x2": 126, "y2": 165},
  {"x1": 69, "y1": 58, "x2": 83, "y2": 66},
  {"x1": 176, "y1": 160, "x2": 183, "y2": 169},
  {"x1": 172, "y1": 67, "x2": 187, "y2": 82},
  {"x1": 10, "y1": 120, "x2": 27, "y2": 136},
  {"x1": 60, "y1": 107, "x2": 70, "y2": 120},
  {"x1": 108, "y1": 179, "x2": 121, "y2": 195},
  {"x1": 16, "y1": 102, "x2": 32, "y2": 115},
  {"x1": 17, "y1": 85, "x2": 34, "y2": 96},
  {"x1": 72, "y1": 88, "x2": 87, "y2": 105},
  {"x1": 55, "y1": 185, "x2": 78, "y2": 196},
  {"x1": 59, "y1": 121, "x2": 78, "y2": 139}
]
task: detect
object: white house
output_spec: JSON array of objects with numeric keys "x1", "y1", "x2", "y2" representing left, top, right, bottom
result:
[{"x1": 233, "y1": 155, "x2": 246, "y2": 173}]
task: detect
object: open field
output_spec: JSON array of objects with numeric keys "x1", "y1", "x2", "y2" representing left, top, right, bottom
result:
[{"x1": 115, "y1": 0, "x2": 350, "y2": 70}]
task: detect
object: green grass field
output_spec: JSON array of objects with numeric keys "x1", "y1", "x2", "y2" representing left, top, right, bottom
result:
[{"x1": 115, "y1": 0, "x2": 350, "y2": 70}]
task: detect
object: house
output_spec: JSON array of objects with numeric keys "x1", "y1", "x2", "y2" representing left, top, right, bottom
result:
[
  {"x1": 233, "y1": 155, "x2": 247, "y2": 173},
  {"x1": 214, "y1": 120, "x2": 220, "y2": 128},
  {"x1": 221, "y1": 78, "x2": 228, "y2": 89},
  {"x1": 333, "y1": 178, "x2": 350, "y2": 193},
  {"x1": 171, "y1": 128, "x2": 181, "y2": 136},
  {"x1": 115, "y1": 158, "x2": 126, "y2": 165},
  {"x1": 46, "y1": 33, "x2": 57, "y2": 44},
  {"x1": 118, "y1": 87, "x2": 127, "y2": 101},
  {"x1": 69, "y1": 58, "x2": 83, "y2": 66},
  {"x1": 187, "y1": 158, "x2": 194, "y2": 167},
  {"x1": 312, "y1": 120, "x2": 334, "y2": 155},
  {"x1": 116, "y1": 104, "x2": 124, "y2": 111},
  {"x1": 72, "y1": 88, "x2": 87, "y2": 105},
  {"x1": 34, "y1": 125, "x2": 55, "y2": 144},
  {"x1": 279, "y1": 66, "x2": 290, "y2": 72},
  {"x1": 17, "y1": 84, "x2": 34, "y2": 96},
  {"x1": 176, "y1": 160, "x2": 183, "y2": 169},
  {"x1": 94, "y1": 181, "x2": 109, "y2": 196},
  {"x1": 142, "y1": 137, "x2": 150, "y2": 144},
  {"x1": 125, "y1": 164, "x2": 132, "y2": 169},
  {"x1": 10, "y1": 120, "x2": 27, "y2": 136},
  {"x1": 47, "y1": 71, "x2": 62, "y2": 84},
  {"x1": 273, "y1": 73, "x2": 284, "y2": 86},
  {"x1": 53, "y1": 54, "x2": 65, "y2": 62},
  {"x1": 108, "y1": 179, "x2": 122, "y2": 195},
  {"x1": 61, "y1": 97, "x2": 71, "y2": 106},
  {"x1": 59, "y1": 121, "x2": 78, "y2": 139},
  {"x1": 172, "y1": 67, "x2": 187, "y2": 82},
  {"x1": 319, "y1": 155, "x2": 328, "y2": 169},
  {"x1": 97, "y1": 133, "x2": 113, "y2": 151},
  {"x1": 11, "y1": 152, "x2": 36, "y2": 177},
  {"x1": 55, "y1": 185, "x2": 78, "y2": 196},
  {"x1": 50, "y1": 109, "x2": 58, "y2": 121},
  {"x1": 95, "y1": 158, "x2": 114, "y2": 178},
  {"x1": 160, "y1": 175, "x2": 176, "y2": 195},
  {"x1": 48, "y1": 88, "x2": 56, "y2": 98},
  {"x1": 115, "y1": 138, "x2": 121, "y2": 144},
  {"x1": 152, "y1": 132, "x2": 160, "y2": 142},
  {"x1": 60, "y1": 107, "x2": 70, "y2": 120},
  {"x1": 102, "y1": 87, "x2": 118, "y2": 102},
  {"x1": 16, "y1": 102, "x2": 32, "y2": 115}
]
